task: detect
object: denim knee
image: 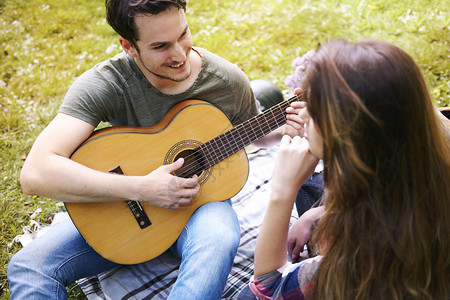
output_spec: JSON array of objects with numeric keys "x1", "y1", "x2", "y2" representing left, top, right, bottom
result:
[
  {"x1": 204, "y1": 206, "x2": 240, "y2": 251},
  {"x1": 7, "y1": 251, "x2": 21, "y2": 281},
  {"x1": 211, "y1": 221, "x2": 240, "y2": 251},
  {"x1": 7, "y1": 249, "x2": 56, "y2": 299},
  {"x1": 8, "y1": 248, "x2": 38, "y2": 279}
]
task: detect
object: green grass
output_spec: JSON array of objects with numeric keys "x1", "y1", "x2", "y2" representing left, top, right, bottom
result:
[{"x1": 1, "y1": 0, "x2": 448, "y2": 298}]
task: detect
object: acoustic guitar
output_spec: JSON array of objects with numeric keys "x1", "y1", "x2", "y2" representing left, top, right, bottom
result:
[{"x1": 66, "y1": 92, "x2": 304, "y2": 264}]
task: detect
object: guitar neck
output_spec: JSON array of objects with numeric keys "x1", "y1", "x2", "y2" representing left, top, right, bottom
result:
[{"x1": 199, "y1": 91, "x2": 306, "y2": 168}]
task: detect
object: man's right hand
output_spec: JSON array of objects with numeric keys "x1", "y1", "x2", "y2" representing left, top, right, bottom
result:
[{"x1": 138, "y1": 158, "x2": 201, "y2": 209}]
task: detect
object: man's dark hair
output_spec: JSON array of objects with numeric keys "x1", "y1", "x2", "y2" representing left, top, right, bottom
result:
[{"x1": 105, "y1": 0, "x2": 187, "y2": 50}]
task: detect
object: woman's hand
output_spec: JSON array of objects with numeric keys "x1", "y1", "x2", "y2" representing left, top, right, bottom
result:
[
  {"x1": 271, "y1": 135, "x2": 319, "y2": 202},
  {"x1": 287, "y1": 206, "x2": 324, "y2": 262}
]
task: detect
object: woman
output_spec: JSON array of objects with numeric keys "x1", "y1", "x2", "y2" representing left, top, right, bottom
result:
[{"x1": 248, "y1": 39, "x2": 450, "y2": 299}]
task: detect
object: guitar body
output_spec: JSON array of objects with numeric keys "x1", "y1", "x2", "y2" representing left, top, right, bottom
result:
[{"x1": 66, "y1": 100, "x2": 249, "y2": 264}]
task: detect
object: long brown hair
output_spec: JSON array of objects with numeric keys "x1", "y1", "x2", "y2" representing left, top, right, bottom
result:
[{"x1": 306, "y1": 39, "x2": 450, "y2": 299}]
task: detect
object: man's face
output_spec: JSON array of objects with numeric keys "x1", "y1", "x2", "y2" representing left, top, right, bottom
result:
[{"x1": 131, "y1": 8, "x2": 194, "y2": 85}]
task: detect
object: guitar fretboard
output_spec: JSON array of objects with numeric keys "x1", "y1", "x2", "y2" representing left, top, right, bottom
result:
[{"x1": 193, "y1": 91, "x2": 305, "y2": 173}]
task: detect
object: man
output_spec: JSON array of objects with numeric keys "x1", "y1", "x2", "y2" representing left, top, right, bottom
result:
[{"x1": 7, "y1": 0, "x2": 302, "y2": 299}]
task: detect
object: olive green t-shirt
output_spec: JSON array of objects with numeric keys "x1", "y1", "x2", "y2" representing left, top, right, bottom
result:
[{"x1": 59, "y1": 47, "x2": 259, "y2": 128}]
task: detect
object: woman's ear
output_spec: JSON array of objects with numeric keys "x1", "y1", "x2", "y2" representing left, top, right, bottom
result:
[{"x1": 119, "y1": 37, "x2": 138, "y2": 58}]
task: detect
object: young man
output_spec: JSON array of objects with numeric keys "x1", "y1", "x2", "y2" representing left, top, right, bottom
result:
[{"x1": 8, "y1": 0, "x2": 302, "y2": 299}]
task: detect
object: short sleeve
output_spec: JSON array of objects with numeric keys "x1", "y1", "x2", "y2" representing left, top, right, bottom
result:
[
  {"x1": 249, "y1": 256, "x2": 322, "y2": 299},
  {"x1": 59, "y1": 68, "x2": 123, "y2": 127}
]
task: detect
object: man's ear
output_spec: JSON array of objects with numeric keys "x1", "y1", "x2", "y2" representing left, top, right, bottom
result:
[{"x1": 119, "y1": 37, "x2": 138, "y2": 58}]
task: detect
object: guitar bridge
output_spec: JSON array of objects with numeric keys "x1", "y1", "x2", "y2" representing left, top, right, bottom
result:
[
  {"x1": 125, "y1": 200, "x2": 152, "y2": 229},
  {"x1": 109, "y1": 166, "x2": 152, "y2": 229}
]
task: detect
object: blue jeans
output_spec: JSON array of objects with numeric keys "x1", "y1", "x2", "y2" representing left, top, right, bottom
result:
[
  {"x1": 8, "y1": 200, "x2": 240, "y2": 299},
  {"x1": 295, "y1": 172, "x2": 323, "y2": 217}
]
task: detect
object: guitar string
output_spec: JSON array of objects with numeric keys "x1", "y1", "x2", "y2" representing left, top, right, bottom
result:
[
  {"x1": 174, "y1": 92, "x2": 306, "y2": 177},
  {"x1": 175, "y1": 108, "x2": 287, "y2": 177},
  {"x1": 200, "y1": 105, "x2": 285, "y2": 166},
  {"x1": 172, "y1": 91, "x2": 307, "y2": 178},
  {"x1": 210, "y1": 91, "x2": 303, "y2": 165},
  {"x1": 177, "y1": 98, "x2": 290, "y2": 176}
]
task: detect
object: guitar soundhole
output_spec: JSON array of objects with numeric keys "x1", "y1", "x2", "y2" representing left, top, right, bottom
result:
[
  {"x1": 165, "y1": 140, "x2": 212, "y2": 185},
  {"x1": 173, "y1": 149, "x2": 205, "y2": 178}
]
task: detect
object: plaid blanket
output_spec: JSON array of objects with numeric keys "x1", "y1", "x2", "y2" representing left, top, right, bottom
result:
[{"x1": 75, "y1": 145, "x2": 299, "y2": 299}]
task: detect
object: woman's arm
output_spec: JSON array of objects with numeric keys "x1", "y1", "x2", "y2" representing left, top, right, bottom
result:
[{"x1": 254, "y1": 135, "x2": 319, "y2": 277}]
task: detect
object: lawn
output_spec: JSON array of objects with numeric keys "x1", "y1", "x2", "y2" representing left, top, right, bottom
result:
[{"x1": 0, "y1": 0, "x2": 448, "y2": 298}]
